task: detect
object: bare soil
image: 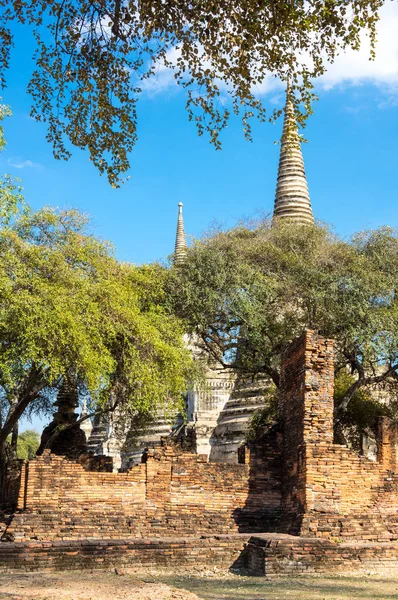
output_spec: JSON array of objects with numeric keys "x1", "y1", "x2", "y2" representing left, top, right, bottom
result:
[
  {"x1": 0, "y1": 570, "x2": 201, "y2": 600},
  {"x1": 1, "y1": 568, "x2": 398, "y2": 600}
]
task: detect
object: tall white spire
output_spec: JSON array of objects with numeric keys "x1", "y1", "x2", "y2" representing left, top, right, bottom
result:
[
  {"x1": 273, "y1": 87, "x2": 314, "y2": 225},
  {"x1": 174, "y1": 202, "x2": 187, "y2": 265}
]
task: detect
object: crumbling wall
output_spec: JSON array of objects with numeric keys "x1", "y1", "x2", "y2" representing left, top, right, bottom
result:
[
  {"x1": 378, "y1": 416, "x2": 398, "y2": 472},
  {"x1": 278, "y1": 330, "x2": 334, "y2": 529},
  {"x1": 3, "y1": 330, "x2": 398, "y2": 546},
  {"x1": 7, "y1": 440, "x2": 281, "y2": 542},
  {"x1": 280, "y1": 330, "x2": 398, "y2": 540},
  {"x1": 16, "y1": 451, "x2": 146, "y2": 513}
]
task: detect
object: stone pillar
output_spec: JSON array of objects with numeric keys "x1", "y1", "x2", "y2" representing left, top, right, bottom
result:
[
  {"x1": 279, "y1": 330, "x2": 334, "y2": 447},
  {"x1": 377, "y1": 416, "x2": 398, "y2": 472},
  {"x1": 279, "y1": 330, "x2": 334, "y2": 526}
]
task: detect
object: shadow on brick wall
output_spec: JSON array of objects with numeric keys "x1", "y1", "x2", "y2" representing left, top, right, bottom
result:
[{"x1": 232, "y1": 424, "x2": 284, "y2": 534}]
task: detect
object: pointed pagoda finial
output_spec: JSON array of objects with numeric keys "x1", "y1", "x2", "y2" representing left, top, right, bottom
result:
[
  {"x1": 174, "y1": 202, "x2": 187, "y2": 265},
  {"x1": 273, "y1": 84, "x2": 314, "y2": 225}
]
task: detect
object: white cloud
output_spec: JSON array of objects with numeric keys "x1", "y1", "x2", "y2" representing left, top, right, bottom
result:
[
  {"x1": 140, "y1": 68, "x2": 177, "y2": 96},
  {"x1": 140, "y1": 47, "x2": 181, "y2": 96},
  {"x1": 140, "y1": 45, "x2": 284, "y2": 99},
  {"x1": 318, "y1": 2, "x2": 398, "y2": 92},
  {"x1": 257, "y1": 3, "x2": 398, "y2": 98},
  {"x1": 140, "y1": 4, "x2": 398, "y2": 101},
  {"x1": 8, "y1": 158, "x2": 43, "y2": 169},
  {"x1": 252, "y1": 76, "x2": 284, "y2": 97}
]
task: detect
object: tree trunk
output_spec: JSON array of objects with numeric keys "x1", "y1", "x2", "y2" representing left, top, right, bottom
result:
[
  {"x1": 11, "y1": 422, "x2": 18, "y2": 454},
  {"x1": 0, "y1": 441, "x2": 15, "y2": 507},
  {"x1": 0, "y1": 375, "x2": 45, "y2": 456},
  {"x1": 0, "y1": 444, "x2": 6, "y2": 505}
]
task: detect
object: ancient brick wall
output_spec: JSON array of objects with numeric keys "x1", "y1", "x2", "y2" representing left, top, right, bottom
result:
[
  {"x1": 278, "y1": 330, "x2": 335, "y2": 527},
  {"x1": 280, "y1": 330, "x2": 398, "y2": 540},
  {"x1": 377, "y1": 416, "x2": 398, "y2": 471},
  {"x1": 1, "y1": 534, "x2": 398, "y2": 574},
  {"x1": 301, "y1": 447, "x2": 398, "y2": 540},
  {"x1": 2, "y1": 329, "x2": 398, "y2": 549},
  {"x1": 304, "y1": 444, "x2": 392, "y2": 515},
  {"x1": 279, "y1": 330, "x2": 335, "y2": 448},
  {"x1": 238, "y1": 424, "x2": 283, "y2": 530},
  {"x1": 246, "y1": 535, "x2": 398, "y2": 575},
  {"x1": 278, "y1": 332, "x2": 307, "y2": 522},
  {"x1": 6, "y1": 438, "x2": 282, "y2": 542},
  {"x1": 0, "y1": 534, "x2": 250, "y2": 572},
  {"x1": 16, "y1": 451, "x2": 146, "y2": 513}
]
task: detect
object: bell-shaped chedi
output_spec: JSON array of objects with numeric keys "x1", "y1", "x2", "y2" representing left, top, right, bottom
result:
[
  {"x1": 37, "y1": 375, "x2": 87, "y2": 460},
  {"x1": 273, "y1": 86, "x2": 314, "y2": 225}
]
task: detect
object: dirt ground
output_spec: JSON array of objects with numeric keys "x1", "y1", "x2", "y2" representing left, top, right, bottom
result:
[
  {"x1": 1, "y1": 568, "x2": 398, "y2": 600},
  {"x1": 0, "y1": 571, "x2": 201, "y2": 600}
]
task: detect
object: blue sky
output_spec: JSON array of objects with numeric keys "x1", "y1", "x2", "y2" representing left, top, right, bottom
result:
[
  {"x1": 1, "y1": 3, "x2": 397, "y2": 432},
  {"x1": 1, "y1": 2, "x2": 397, "y2": 270}
]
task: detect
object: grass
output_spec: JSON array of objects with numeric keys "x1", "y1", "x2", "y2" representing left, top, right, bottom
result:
[{"x1": 150, "y1": 572, "x2": 398, "y2": 600}]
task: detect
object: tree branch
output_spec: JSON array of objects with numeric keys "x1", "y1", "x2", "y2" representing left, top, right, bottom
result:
[
  {"x1": 0, "y1": 367, "x2": 47, "y2": 449},
  {"x1": 336, "y1": 362, "x2": 398, "y2": 414}
]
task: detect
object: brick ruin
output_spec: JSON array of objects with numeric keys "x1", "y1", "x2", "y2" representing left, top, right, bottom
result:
[
  {"x1": 1, "y1": 330, "x2": 397, "y2": 573},
  {"x1": 279, "y1": 332, "x2": 398, "y2": 540}
]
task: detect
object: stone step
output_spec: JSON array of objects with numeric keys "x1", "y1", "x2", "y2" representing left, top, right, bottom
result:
[
  {"x1": 230, "y1": 387, "x2": 270, "y2": 399},
  {"x1": 223, "y1": 398, "x2": 267, "y2": 411},
  {"x1": 218, "y1": 405, "x2": 267, "y2": 419}
]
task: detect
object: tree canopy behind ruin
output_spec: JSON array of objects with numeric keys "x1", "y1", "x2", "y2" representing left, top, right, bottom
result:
[
  {"x1": 6, "y1": 429, "x2": 40, "y2": 460},
  {"x1": 168, "y1": 219, "x2": 398, "y2": 415},
  {"x1": 0, "y1": 0, "x2": 385, "y2": 185},
  {"x1": 0, "y1": 204, "x2": 195, "y2": 454},
  {"x1": 0, "y1": 106, "x2": 194, "y2": 460}
]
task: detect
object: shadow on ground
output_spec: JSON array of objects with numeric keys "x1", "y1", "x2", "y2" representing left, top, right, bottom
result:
[{"x1": 151, "y1": 573, "x2": 398, "y2": 600}]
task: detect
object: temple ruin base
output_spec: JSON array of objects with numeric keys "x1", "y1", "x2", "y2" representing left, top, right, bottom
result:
[
  {"x1": 0, "y1": 534, "x2": 397, "y2": 575},
  {"x1": 1, "y1": 331, "x2": 397, "y2": 576}
]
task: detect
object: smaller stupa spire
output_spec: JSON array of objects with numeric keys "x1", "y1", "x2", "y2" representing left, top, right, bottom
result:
[
  {"x1": 174, "y1": 202, "x2": 187, "y2": 265},
  {"x1": 273, "y1": 85, "x2": 314, "y2": 225}
]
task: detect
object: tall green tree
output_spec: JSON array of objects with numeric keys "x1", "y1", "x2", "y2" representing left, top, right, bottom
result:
[
  {"x1": 168, "y1": 219, "x2": 398, "y2": 415},
  {"x1": 6, "y1": 429, "x2": 40, "y2": 460},
  {"x1": 0, "y1": 106, "x2": 194, "y2": 470},
  {"x1": 0, "y1": 101, "x2": 23, "y2": 221},
  {"x1": 0, "y1": 206, "x2": 194, "y2": 457},
  {"x1": 0, "y1": 1, "x2": 386, "y2": 185}
]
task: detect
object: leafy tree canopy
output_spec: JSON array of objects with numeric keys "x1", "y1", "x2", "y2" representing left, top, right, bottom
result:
[
  {"x1": 0, "y1": 101, "x2": 23, "y2": 222},
  {"x1": 0, "y1": 0, "x2": 386, "y2": 185},
  {"x1": 168, "y1": 219, "x2": 398, "y2": 414},
  {"x1": 6, "y1": 429, "x2": 40, "y2": 460},
  {"x1": 333, "y1": 371, "x2": 394, "y2": 449},
  {"x1": 0, "y1": 107, "x2": 194, "y2": 459},
  {"x1": 0, "y1": 205, "x2": 195, "y2": 452}
]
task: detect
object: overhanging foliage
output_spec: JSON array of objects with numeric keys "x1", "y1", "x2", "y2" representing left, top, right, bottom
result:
[{"x1": 0, "y1": 0, "x2": 386, "y2": 185}]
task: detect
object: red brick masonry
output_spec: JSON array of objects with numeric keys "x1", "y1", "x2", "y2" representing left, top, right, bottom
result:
[
  {"x1": 3, "y1": 442, "x2": 279, "y2": 542},
  {"x1": 279, "y1": 331, "x2": 398, "y2": 540},
  {"x1": 0, "y1": 534, "x2": 397, "y2": 575},
  {"x1": 1, "y1": 330, "x2": 397, "y2": 574}
]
